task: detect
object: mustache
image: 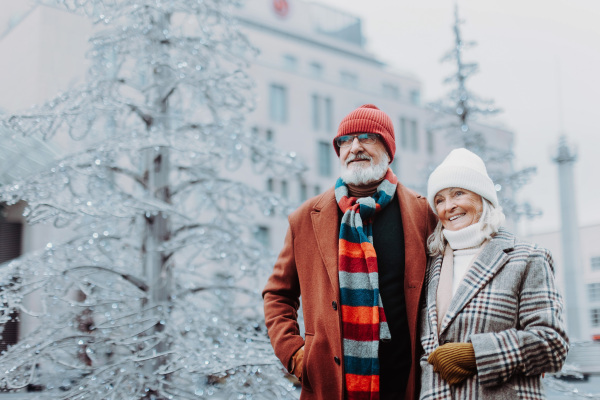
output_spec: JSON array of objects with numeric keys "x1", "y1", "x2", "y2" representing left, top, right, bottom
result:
[{"x1": 345, "y1": 153, "x2": 372, "y2": 166}]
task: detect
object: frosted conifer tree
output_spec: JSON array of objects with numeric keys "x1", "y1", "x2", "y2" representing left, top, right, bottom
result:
[
  {"x1": 0, "y1": 0, "x2": 302, "y2": 398},
  {"x1": 429, "y1": 5, "x2": 539, "y2": 221}
]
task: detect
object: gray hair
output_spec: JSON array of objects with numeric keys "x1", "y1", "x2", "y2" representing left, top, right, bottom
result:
[{"x1": 427, "y1": 198, "x2": 506, "y2": 257}]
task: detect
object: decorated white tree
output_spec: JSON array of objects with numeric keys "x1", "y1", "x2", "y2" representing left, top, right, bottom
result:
[
  {"x1": 429, "y1": 5, "x2": 539, "y2": 221},
  {"x1": 0, "y1": 0, "x2": 302, "y2": 398}
]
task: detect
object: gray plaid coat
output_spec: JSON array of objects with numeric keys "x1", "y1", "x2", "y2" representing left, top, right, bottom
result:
[{"x1": 419, "y1": 228, "x2": 569, "y2": 399}]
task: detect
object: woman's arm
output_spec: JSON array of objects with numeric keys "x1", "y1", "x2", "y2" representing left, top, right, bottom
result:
[{"x1": 470, "y1": 246, "x2": 569, "y2": 387}]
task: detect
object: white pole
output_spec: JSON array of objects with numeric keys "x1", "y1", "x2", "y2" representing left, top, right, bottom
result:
[{"x1": 553, "y1": 136, "x2": 584, "y2": 341}]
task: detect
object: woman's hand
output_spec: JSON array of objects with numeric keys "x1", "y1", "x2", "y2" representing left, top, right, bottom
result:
[{"x1": 428, "y1": 342, "x2": 477, "y2": 385}]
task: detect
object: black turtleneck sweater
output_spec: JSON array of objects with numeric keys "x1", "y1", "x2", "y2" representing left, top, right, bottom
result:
[{"x1": 373, "y1": 196, "x2": 409, "y2": 397}]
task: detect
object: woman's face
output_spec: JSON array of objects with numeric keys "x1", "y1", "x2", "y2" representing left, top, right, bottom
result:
[{"x1": 434, "y1": 187, "x2": 483, "y2": 231}]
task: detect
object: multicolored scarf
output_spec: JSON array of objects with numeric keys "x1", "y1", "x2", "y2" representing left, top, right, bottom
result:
[{"x1": 335, "y1": 169, "x2": 397, "y2": 399}]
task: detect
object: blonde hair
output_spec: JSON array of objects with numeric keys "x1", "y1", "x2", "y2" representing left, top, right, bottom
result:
[{"x1": 427, "y1": 198, "x2": 505, "y2": 257}]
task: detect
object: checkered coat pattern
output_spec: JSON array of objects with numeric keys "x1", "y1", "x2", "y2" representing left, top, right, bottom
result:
[{"x1": 419, "y1": 228, "x2": 569, "y2": 399}]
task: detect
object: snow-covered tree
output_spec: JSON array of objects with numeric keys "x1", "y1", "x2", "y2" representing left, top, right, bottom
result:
[
  {"x1": 429, "y1": 5, "x2": 539, "y2": 221},
  {"x1": 0, "y1": 0, "x2": 303, "y2": 398}
]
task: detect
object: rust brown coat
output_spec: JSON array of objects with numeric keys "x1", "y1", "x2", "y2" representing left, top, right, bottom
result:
[{"x1": 263, "y1": 183, "x2": 437, "y2": 400}]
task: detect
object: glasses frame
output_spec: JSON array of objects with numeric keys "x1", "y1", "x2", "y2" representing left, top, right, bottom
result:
[{"x1": 335, "y1": 133, "x2": 380, "y2": 148}]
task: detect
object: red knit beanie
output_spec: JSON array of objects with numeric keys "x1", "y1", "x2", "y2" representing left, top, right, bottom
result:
[{"x1": 333, "y1": 104, "x2": 396, "y2": 162}]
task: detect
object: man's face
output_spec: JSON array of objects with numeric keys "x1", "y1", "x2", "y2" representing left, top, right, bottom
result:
[{"x1": 338, "y1": 133, "x2": 390, "y2": 185}]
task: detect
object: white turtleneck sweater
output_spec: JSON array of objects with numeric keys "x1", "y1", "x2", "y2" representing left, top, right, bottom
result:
[{"x1": 443, "y1": 222, "x2": 488, "y2": 296}]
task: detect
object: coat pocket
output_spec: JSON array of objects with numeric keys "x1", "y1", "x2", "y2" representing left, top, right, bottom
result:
[{"x1": 301, "y1": 333, "x2": 314, "y2": 392}]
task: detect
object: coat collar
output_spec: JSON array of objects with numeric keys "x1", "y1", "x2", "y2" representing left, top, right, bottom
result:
[
  {"x1": 310, "y1": 187, "x2": 340, "y2": 293},
  {"x1": 430, "y1": 228, "x2": 516, "y2": 337}
]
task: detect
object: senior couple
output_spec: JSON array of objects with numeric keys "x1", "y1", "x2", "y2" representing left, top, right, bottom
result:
[{"x1": 263, "y1": 104, "x2": 569, "y2": 400}]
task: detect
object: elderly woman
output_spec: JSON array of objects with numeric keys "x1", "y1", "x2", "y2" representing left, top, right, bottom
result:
[{"x1": 419, "y1": 148, "x2": 569, "y2": 399}]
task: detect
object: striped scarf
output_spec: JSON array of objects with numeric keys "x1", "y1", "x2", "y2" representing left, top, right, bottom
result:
[{"x1": 335, "y1": 168, "x2": 397, "y2": 400}]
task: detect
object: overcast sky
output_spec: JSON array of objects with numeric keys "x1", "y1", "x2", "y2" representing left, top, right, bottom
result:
[{"x1": 314, "y1": 0, "x2": 600, "y2": 235}]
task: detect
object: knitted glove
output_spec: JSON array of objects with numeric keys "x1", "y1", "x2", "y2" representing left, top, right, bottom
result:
[
  {"x1": 290, "y1": 347, "x2": 304, "y2": 381},
  {"x1": 427, "y1": 342, "x2": 477, "y2": 385}
]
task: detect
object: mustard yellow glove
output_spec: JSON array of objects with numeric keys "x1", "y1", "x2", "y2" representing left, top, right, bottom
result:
[
  {"x1": 428, "y1": 342, "x2": 477, "y2": 385},
  {"x1": 290, "y1": 347, "x2": 304, "y2": 381}
]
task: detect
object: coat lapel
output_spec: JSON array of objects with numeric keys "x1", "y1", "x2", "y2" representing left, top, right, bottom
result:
[
  {"x1": 426, "y1": 255, "x2": 443, "y2": 340},
  {"x1": 396, "y1": 183, "x2": 431, "y2": 314},
  {"x1": 310, "y1": 188, "x2": 341, "y2": 292},
  {"x1": 439, "y1": 229, "x2": 515, "y2": 335}
]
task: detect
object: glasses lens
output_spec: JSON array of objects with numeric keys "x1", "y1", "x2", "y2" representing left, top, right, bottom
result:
[
  {"x1": 359, "y1": 134, "x2": 377, "y2": 144},
  {"x1": 336, "y1": 135, "x2": 353, "y2": 147},
  {"x1": 336, "y1": 133, "x2": 378, "y2": 147}
]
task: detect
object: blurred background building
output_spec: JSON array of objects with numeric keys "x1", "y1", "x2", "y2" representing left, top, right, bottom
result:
[
  {"x1": 1, "y1": 0, "x2": 599, "y2": 366},
  {"x1": 233, "y1": 0, "x2": 513, "y2": 251}
]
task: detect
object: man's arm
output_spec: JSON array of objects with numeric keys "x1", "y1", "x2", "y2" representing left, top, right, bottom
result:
[
  {"x1": 426, "y1": 201, "x2": 438, "y2": 237},
  {"x1": 263, "y1": 225, "x2": 305, "y2": 372}
]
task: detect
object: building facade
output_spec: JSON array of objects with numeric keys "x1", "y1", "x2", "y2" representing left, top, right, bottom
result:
[
  {"x1": 234, "y1": 0, "x2": 514, "y2": 250},
  {"x1": 526, "y1": 224, "x2": 600, "y2": 343},
  {"x1": 1, "y1": 0, "x2": 516, "y2": 342}
]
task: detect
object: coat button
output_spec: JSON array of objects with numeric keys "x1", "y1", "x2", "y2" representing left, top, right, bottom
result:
[
  {"x1": 332, "y1": 301, "x2": 337, "y2": 310},
  {"x1": 334, "y1": 356, "x2": 340, "y2": 365}
]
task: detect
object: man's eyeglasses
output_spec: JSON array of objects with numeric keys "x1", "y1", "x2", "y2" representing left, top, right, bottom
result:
[{"x1": 335, "y1": 133, "x2": 380, "y2": 148}]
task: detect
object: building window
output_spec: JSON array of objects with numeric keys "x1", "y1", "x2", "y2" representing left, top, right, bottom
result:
[
  {"x1": 324, "y1": 97, "x2": 333, "y2": 131},
  {"x1": 283, "y1": 54, "x2": 298, "y2": 71},
  {"x1": 399, "y1": 118, "x2": 418, "y2": 151},
  {"x1": 311, "y1": 94, "x2": 321, "y2": 131},
  {"x1": 309, "y1": 62, "x2": 323, "y2": 78},
  {"x1": 252, "y1": 126, "x2": 274, "y2": 142},
  {"x1": 591, "y1": 309, "x2": 600, "y2": 328},
  {"x1": 299, "y1": 181, "x2": 308, "y2": 202},
  {"x1": 255, "y1": 226, "x2": 270, "y2": 248},
  {"x1": 281, "y1": 180, "x2": 289, "y2": 199},
  {"x1": 410, "y1": 120, "x2": 419, "y2": 152},
  {"x1": 318, "y1": 141, "x2": 332, "y2": 177},
  {"x1": 400, "y1": 118, "x2": 408, "y2": 149},
  {"x1": 382, "y1": 83, "x2": 400, "y2": 100},
  {"x1": 591, "y1": 256, "x2": 600, "y2": 271},
  {"x1": 0, "y1": 218, "x2": 23, "y2": 354},
  {"x1": 318, "y1": 142, "x2": 332, "y2": 176},
  {"x1": 589, "y1": 283, "x2": 600, "y2": 302},
  {"x1": 410, "y1": 89, "x2": 421, "y2": 105},
  {"x1": 311, "y1": 95, "x2": 334, "y2": 132},
  {"x1": 314, "y1": 185, "x2": 321, "y2": 196},
  {"x1": 266, "y1": 178, "x2": 274, "y2": 192},
  {"x1": 265, "y1": 129, "x2": 274, "y2": 142},
  {"x1": 340, "y1": 71, "x2": 358, "y2": 88},
  {"x1": 269, "y1": 84, "x2": 287, "y2": 123},
  {"x1": 426, "y1": 130, "x2": 434, "y2": 155}
]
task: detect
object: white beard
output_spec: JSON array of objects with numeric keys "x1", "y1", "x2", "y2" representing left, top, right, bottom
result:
[{"x1": 340, "y1": 152, "x2": 390, "y2": 185}]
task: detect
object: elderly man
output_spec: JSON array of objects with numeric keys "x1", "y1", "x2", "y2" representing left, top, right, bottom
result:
[{"x1": 263, "y1": 104, "x2": 437, "y2": 400}]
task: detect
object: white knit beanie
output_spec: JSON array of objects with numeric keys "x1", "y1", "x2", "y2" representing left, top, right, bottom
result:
[{"x1": 427, "y1": 148, "x2": 499, "y2": 213}]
